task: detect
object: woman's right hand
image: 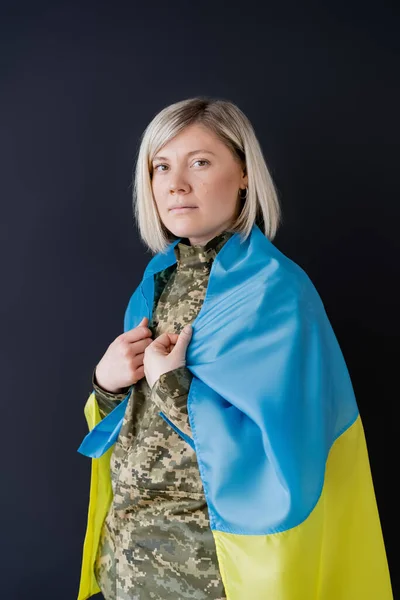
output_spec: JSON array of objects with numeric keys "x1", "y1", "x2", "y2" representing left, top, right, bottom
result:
[{"x1": 94, "y1": 317, "x2": 153, "y2": 393}]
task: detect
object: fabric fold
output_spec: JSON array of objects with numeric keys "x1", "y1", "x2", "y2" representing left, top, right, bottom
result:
[{"x1": 77, "y1": 223, "x2": 392, "y2": 599}]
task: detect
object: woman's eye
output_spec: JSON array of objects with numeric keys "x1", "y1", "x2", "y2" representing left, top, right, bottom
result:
[{"x1": 153, "y1": 159, "x2": 209, "y2": 172}]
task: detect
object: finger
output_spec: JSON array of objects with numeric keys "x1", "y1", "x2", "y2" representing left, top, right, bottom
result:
[
  {"x1": 120, "y1": 321, "x2": 153, "y2": 343},
  {"x1": 132, "y1": 364, "x2": 145, "y2": 383},
  {"x1": 130, "y1": 338, "x2": 153, "y2": 356},
  {"x1": 151, "y1": 332, "x2": 174, "y2": 350},
  {"x1": 130, "y1": 353, "x2": 146, "y2": 383},
  {"x1": 132, "y1": 352, "x2": 145, "y2": 367},
  {"x1": 172, "y1": 325, "x2": 193, "y2": 355}
]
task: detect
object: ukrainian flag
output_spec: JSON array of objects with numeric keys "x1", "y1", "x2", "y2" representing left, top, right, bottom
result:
[{"x1": 78, "y1": 224, "x2": 393, "y2": 599}]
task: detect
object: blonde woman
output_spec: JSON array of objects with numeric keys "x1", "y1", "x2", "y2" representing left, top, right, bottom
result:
[{"x1": 77, "y1": 97, "x2": 392, "y2": 600}]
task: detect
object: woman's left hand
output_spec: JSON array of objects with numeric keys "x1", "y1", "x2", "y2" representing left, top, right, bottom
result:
[{"x1": 144, "y1": 324, "x2": 193, "y2": 390}]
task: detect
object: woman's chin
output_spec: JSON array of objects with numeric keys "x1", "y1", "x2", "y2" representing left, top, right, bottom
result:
[{"x1": 167, "y1": 221, "x2": 200, "y2": 238}]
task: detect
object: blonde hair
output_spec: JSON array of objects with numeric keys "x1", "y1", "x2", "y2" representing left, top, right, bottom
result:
[{"x1": 133, "y1": 96, "x2": 282, "y2": 254}]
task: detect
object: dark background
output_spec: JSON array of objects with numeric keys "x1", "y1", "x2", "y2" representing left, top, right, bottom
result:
[{"x1": 1, "y1": 1, "x2": 398, "y2": 598}]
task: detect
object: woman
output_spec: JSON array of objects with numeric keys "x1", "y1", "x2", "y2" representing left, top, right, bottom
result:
[{"x1": 77, "y1": 97, "x2": 392, "y2": 600}]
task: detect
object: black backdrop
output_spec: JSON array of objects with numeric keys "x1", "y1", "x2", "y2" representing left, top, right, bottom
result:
[{"x1": 1, "y1": 2, "x2": 398, "y2": 598}]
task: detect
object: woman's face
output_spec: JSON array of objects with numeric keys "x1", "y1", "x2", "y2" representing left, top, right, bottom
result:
[{"x1": 151, "y1": 123, "x2": 248, "y2": 246}]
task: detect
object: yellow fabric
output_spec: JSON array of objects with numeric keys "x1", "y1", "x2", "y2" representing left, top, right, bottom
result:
[
  {"x1": 213, "y1": 415, "x2": 393, "y2": 599},
  {"x1": 77, "y1": 406, "x2": 392, "y2": 599},
  {"x1": 77, "y1": 392, "x2": 114, "y2": 600}
]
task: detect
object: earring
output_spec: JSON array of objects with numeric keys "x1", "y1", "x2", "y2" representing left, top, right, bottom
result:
[{"x1": 239, "y1": 186, "x2": 248, "y2": 200}]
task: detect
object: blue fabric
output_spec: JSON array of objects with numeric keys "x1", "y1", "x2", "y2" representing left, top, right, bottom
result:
[
  {"x1": 78, "y1": 223, "x2": 359, "y2": 535},
  {"x1": 77, "y1": 393, "x2": 130, "y2": 458}
]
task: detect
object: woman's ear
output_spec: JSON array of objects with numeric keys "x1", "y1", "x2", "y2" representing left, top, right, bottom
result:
[{"x1": 242, "y1": 163, "x2": 248, "y2": 185}]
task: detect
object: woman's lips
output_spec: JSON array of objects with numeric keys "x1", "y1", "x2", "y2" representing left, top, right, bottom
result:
[{"x1": 169, "y1": 207, "x2": 197, "y2": 214}]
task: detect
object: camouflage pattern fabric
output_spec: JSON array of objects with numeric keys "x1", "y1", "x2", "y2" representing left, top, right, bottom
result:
[
  {"x1": 93, "y1": 230, "x2": 234, "y2": 599},
  {"x1": 92, "y1": 369, "x2": 131, "y2": 420}
]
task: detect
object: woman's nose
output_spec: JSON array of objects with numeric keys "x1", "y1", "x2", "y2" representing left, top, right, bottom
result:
[
  {"x1": 167, "y1": 165, "x2": 191, "y2": 194},
  {"x1": 169, "y1": 181, "x2": 190, "y2": 194}
]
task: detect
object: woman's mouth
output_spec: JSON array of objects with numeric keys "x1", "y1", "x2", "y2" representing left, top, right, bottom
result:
[{"x1": 169, "y1": 207, "x2": 198, "y2": 214}]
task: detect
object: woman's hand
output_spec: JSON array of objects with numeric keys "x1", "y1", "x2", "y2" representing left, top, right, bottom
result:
[
  {"x1": 94, "y1": 317, "x2": 153, "y2": 393},
  {"x1": 144, "y1": 324, "x2": 193, "y2": 390}
]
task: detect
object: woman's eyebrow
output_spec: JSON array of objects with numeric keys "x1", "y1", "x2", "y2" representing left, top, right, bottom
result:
[{"x1": 153, "y1": 149, "x2": 217, "y2": 161}]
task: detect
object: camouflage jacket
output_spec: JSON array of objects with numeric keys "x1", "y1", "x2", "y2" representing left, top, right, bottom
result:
[{"x1": 92, "y1": 230, "x2": 233, "y2": 600}]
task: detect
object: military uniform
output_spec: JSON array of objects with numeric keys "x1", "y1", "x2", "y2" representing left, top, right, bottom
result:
[{"x1": 92, "y1": 230, "x2": 233, "y2": 600}]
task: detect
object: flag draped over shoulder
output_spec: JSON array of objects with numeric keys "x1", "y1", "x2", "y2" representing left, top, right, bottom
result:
[{"x1": 77, "y1": 224, "x2": 393, "y2": 600}]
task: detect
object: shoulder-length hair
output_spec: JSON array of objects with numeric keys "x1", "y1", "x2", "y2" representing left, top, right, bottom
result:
[{"x1": 133, "y1": 96, "x2": 282, "y2": 254}]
